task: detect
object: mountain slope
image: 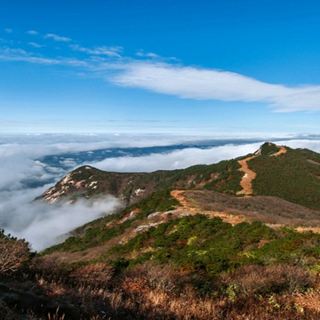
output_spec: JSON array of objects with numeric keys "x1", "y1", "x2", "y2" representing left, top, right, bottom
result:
[
  {"x1": 250, "y1": 143, "x2": 320, "y2": 209},
  {"x1": 4, "y1": 142, "x2": 320, "y2": 319},
  {"x1": 42, "y1": 142, "x2": 320, "y2": 211},
  {"x1": 39, "y1": 142, "x2": 320, "y2": 261},
  {"x1": 41, "y1": 159, "x2": 242, "y2": 205}
]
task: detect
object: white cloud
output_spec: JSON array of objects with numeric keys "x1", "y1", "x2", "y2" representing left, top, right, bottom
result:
[
  {"x1": 90, "y1": 143, "x2": 261, "y2": 172},
  {"x1": 1, "y1": 186, "x2": 120, "y2": 250},
  {"x1": 136, "y1": 50, "x2": 160, "y2": 59},
  {"x1": 28, "y1": 42, "x2": 44, "y2": 48},
  {"x1": 26, "y1": 30, "x2": 38, "y2": 35},
  {"x1": 70, "y1": 44, "x2": 122, "y2": 57},
  {"x1": 3, "y1": 30, "x2": 320, "y2": 112},
  {"x1": 112, "y1": 62, "x2": 320, "y2": 112},
  {"x1": 2, "y1": 134, "x2": 320, "y2": 249},
  {"x1": 0, "y1": 47, "x2": 88, "y2": 67},
  {"x1": 278, "y1": 139, "x2": 320, "y2": 152},
  {"x1": 45, "y1": 33, "x2": 71, "y2": 42}
]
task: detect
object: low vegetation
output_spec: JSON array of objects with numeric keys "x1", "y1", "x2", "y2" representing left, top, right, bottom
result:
[
  {"x1": 3, "y1": 143, "x2": 320, "y2": 319},
  {"x1": 107, "y1": 215, "x2": 320, "y2": 277},
  {"x1": 43, "y1": 189, "x2": 179, "y2": 254},
  {"x1": 42, "y1": 157, "x2": 243, "y2": 206},
  {"x1": 0, "y1": 229, "x2": 30, "y2": 275},
  {"x1": 251, "y1": 147, "x2": 320, "y2": 209},
  {"x1": 2, "y1": 217, "x2": 320, "y2": 319}
]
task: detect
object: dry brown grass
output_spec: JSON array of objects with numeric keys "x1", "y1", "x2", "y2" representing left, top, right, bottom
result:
[
  {"x1": 294, "y1": 289, "x2": 320, "y2": 313},
  {"x1": 221, "y1": 264, "x2": 313, "y2": 296},
  {"x1": 180, "y1": 189, "x2": 320, "y2": 227},
  {"x1": 2, "y1": 259, "x2": 320, "y2": 319},
  {"x1": 105, "y1": 263, "x2": 318, "y2": 319},
  {"x1": 0, "y1": 229, "x2": 30, "y2": 275}
]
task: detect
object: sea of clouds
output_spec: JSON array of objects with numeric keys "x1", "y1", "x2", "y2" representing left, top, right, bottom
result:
[{"x1": 1, "y1": 133, "x2": 320, "y2": 251}]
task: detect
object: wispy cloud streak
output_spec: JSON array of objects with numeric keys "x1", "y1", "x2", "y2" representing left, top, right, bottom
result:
[
  {"x1": 70, "y1": 44, "x2": 122, "y2": 57},
  {"x1": 45, "y1": 33, "x2": 71, "y2": 42},
  {"x1": 26, "y1": 30, "x2": 38, "y2": 35},
  {"x1": 2, "y1": 30, "x2": 320, "y2": 112}
]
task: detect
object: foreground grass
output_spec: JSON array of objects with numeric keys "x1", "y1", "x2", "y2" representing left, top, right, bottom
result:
[
  {"x1": 2, "y1": 214, "x2": 320, "y2": 319},
  {"x1": 107, "y1": 215, "x2": 320, "y2": 278}
]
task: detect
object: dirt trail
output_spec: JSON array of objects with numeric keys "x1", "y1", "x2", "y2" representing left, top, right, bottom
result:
[
  {"x1": 237, "y1": 155, "x2": 257, "y2": 196},
  {"x1": 236, "y1": 146, "x2": 287, "y2": 197},
  {"x1": 171, "y1": 190, "x2": 198, "y2": 213},
  {"x1": 171, "y1": 190, "x2": 320, "y2": 234},
  {"x1": 170, "y1": 190, "x2": 246, "y2": 225},
  {"x1": 44, "y1": 187, "x2": 320, "y2": 264},
  {"x1": 272, "y1": 146, "x2": 287, "y2": 157}
]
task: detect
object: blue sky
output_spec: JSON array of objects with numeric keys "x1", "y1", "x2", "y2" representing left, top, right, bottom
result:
[{"x1": 1, "y1": 0, "x2": 320, "y2": 135}]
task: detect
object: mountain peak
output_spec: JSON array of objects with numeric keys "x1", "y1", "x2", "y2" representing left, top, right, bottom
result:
[{"x1": 254, "y1": 142, "x2": 284, "y2": 156}]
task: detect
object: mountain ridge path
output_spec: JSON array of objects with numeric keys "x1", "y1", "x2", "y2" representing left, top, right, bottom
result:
[
  {"x1": 236, "y1": 155, "x2": 257, "y2": 196},
  {"x1": 170, "y1": 188, "x2": 320, "y2": 234},
  {"x1": 170, "y1": 190, "x2": 246, "y2": 225},
  {"x1": 237, "y1": 146, "x2": 287, "y2": 197}
]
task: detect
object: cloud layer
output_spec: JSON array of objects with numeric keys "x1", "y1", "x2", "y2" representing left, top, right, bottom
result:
[
  {"x1": 1, "y1": 186, "x2": 120, "y2": 250},
  {"x1": 90, "y1": 143, "x2": 261, "y2": 172},
  {"x1": 2, "y1": 134, "x2": 320, "y2": 250}
]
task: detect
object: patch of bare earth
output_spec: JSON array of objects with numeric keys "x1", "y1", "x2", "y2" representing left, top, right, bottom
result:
[
  {"x1": 171, "y1": 190, "x2": 247, "y2": 225},
  {"x1": 271, "y1": 146, "x2": 287, "y2": 157},
  {"x1": 237, "y1": 156, "x2": 257, "y2": 196},
  {"x1": 172, "y1": 189, "x2": 320, "y2": 234}
]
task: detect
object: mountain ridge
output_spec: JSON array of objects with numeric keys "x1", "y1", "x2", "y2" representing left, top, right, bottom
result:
[
  {"x1": 41, "y1": 142, "x2": 320, "y2": 210},
  {"x1": 39, "y1": 142, "x2": 320, "y2": 260}
]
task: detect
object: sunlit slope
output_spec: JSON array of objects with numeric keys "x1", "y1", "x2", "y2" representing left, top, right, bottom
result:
[
  {"x1": 249, "y1": 143, "x2": 320, "y2": 209},
  {"x1": 41, "y1": 142, "x2": 320, "y2": 211}
]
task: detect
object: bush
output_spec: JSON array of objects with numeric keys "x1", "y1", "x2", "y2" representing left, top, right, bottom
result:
[
  {"x1": 0, "y1": 229, "x2": 30, "y2": 275},
  {"x1": 107, "y1": 215, "x2": 320, "y2": 281}
]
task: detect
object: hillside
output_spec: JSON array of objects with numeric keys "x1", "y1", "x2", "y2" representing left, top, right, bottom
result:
[
  {"x1": 3, "y1": 142, "x2": 320, "y2": 319},
  {"x1": 41, "y1": 142, "x2": 320, "y2": 211},
  {"x1": 41, "y1": 159, "x2": 243, "y2": 205},
  {"x1": 38, "y1": 142, "x2": 320, "y2": 265},
  {"x1": 3, "y1": 190, "x2": 320, "y2": 319},
  {"x1": 250, "y1": 144, "x2": 320, "y2": 209}
]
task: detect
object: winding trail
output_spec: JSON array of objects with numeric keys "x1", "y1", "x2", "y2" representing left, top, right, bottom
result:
[
  {"x1": 170, "y1": 190, "x2": 246, "y2": 225},
  {"x1": 170, "y1": 189, "x2": 320, "y2": 234},
  {"x1": 236, "y1": 155, "x2": 257, "y2": 196},
  {"x1": 271, "y1": 146, "x2": 287, "y2": 157},
  {"x1": 237, "y1": 146, "x2": 287, "y2": 197},
  {"x1": 170, "y1": 190, "x2": 197, "y2": 213},
  {"x1": 44, "y1": 183, "x2": 320, "y2": 265}
]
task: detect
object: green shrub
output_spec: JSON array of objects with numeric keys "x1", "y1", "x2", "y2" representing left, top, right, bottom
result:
[{"x1": 107, "y1": 215, "x2": 320, "y2": 277}]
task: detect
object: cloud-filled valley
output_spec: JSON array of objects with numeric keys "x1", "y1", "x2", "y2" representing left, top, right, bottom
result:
[
  {"x1": 0, "y1": 185, "x2": 120, "y2": 250},
  {"x1": 2, "y1": 134, "x2": 320, "y2": 250}
]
